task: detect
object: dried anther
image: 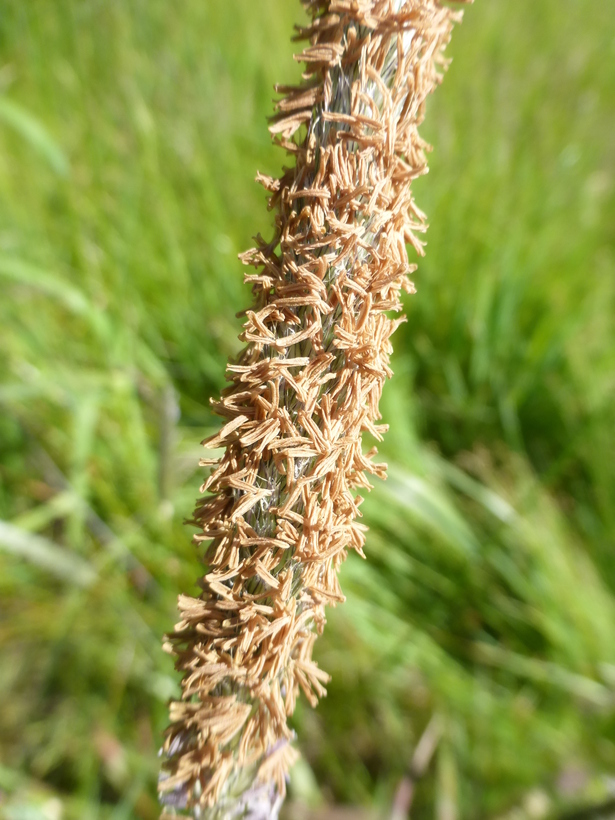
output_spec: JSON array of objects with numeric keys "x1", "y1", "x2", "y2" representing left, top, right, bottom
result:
[{"x1": 159, "y1": 0, "x2": 467, "y2": 816}]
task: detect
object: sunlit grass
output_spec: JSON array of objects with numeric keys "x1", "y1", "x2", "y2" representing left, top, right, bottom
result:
[{"x1": 0, "y1": 1, "x2": 614, "y2": 818}]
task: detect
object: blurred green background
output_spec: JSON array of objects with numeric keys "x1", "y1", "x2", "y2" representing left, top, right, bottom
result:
[{"x1": 1, "y1": 1, "x2": 614, "y2": 818}]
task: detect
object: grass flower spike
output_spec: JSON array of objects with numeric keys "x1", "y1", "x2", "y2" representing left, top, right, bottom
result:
[{"x1": 159, "y1": 0, "x2": 467, "y2": 816}]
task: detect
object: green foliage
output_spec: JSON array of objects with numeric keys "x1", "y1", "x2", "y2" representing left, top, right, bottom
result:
[{"x1": 0, "y1": 1, "x2": 613, "y2": 818}]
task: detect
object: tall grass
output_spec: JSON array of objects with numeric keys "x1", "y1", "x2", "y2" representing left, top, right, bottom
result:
[{"x1": 0, "y1": 1, "x2": 613, "y2": 818}]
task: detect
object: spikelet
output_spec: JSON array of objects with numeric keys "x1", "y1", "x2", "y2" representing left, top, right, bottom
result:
[{"x1": 159, "y1": 1, "x2": 468, "y2": 816}]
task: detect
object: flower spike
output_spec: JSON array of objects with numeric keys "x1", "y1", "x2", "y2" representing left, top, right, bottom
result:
[{"x1": 159, "y1": 1, "x2": 468, "y2": 816}]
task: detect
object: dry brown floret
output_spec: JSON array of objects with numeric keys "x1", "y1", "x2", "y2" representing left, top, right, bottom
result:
[{"x1": 159, "y1": 1, "x2": 468, "y2": 816}]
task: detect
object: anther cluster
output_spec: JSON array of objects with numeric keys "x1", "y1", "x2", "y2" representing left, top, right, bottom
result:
[{"x1": 159, "y1": 1, "x2": 466, "y2": 816}]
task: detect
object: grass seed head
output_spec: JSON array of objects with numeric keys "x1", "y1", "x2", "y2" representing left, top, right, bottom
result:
[{"x1": 159, "y1": 0, "x2": 467, "y2": 815}]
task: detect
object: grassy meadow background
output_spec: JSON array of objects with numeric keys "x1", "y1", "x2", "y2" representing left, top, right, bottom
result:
[{"x1": 1, "y1": 1, "x2": 614, "y2": 818}]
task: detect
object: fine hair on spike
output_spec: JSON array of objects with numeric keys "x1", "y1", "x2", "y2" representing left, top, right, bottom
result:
[{"x1": 159, "y1": 1, "x2": 470, "y2": 816}]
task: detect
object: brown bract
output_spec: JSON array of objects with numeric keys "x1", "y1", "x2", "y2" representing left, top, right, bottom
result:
[{"x1": 159, "y1": 1, "x2": 466, "y2": 816}]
